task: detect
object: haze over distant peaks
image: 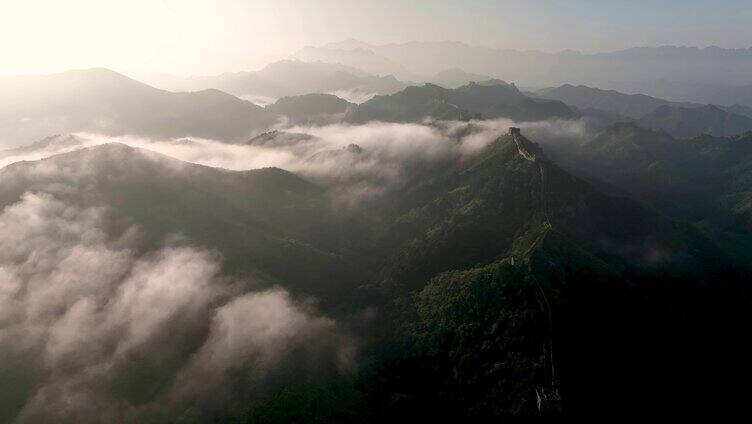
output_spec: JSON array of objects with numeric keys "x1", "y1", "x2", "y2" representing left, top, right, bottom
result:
[
  {"x1": 637, "y1": 104, "x2": 752, "y2": 138},
  {"x1": 0, "y1": 68, "x2": 276, "y2": 145},
  {"x1": 147, "y1": 59, "x2": 407, "y2": 102},
  {"x1": 431, "y1": 68, "x2": 494, "y2": 89},
  {"x1": 345, "y1": 81, "x2": 576, "y2": 123},
  {"x1": 294, "y1": 45, "x2": 420, "y2": 82},
  {"x1": 298, "y1": 40, "x2": 752, "y2": 103},
  {"x1": 535, "y1": 84, "x2": 699, "y2": 119},
  {"x1": 265, "y1": 93, "x2": 354, "y2": 125}
]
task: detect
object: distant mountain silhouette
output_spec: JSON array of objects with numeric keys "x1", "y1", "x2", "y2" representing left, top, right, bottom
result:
[
  {"x1": 265, "y1": 93, "x2": 354, "y2": 124},
  {"x1": 685, "y1": 83, "x2": 752, "y2": 108},
  {"x1": 148, "y1": 60, "x2": 407, "y2": 100},
  {"x1": 307, "y1": 40, "x2": 752, "y2": 102},
  {"x1": 4, "y1": 41, "x2": 752, "y2": 423},
  {"x1": 430, "y1": 68, "x2": 494, "y2": 88},
  {"x1": 536, "y1": 84, "x2": 698, "y2": 118},
  {"x1": 0, "y1": 68, "x2": 276, "y2": 145},
  {"x1": 345, "y1": 82, "x2": 576, "y2": 123},
  {"x1": 295, "y1": 45, "x2": 420, "y2": 81},
  {"x1": 637, "y1": 104, "x2": 752, "y2": 138},
  {"x1": 546, "y1": 121, "x2": 752, "y2": 264}
]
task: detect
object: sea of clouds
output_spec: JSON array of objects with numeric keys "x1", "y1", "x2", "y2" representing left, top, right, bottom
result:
[
  {"x1": 0, "y1": 117, "x2": 588, "y2": 422},
  {"x1": 0, "y1": 192, "x2": 355, "y2": 422},
  {"x1": 0, "y1": 118, "x2": 589, "y2": 203}
]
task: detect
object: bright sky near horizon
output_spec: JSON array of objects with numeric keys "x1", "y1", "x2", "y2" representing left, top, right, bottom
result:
[{"x1": 1, "y1": 0, "x2": 750, "y2": 76}]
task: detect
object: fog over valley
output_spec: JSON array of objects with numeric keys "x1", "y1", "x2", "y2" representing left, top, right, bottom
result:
[{"x1": 2, "y1": 1, "x2": 752, "y2": 423}]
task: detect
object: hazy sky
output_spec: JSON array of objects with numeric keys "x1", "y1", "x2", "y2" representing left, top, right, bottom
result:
[{"x1": 1, "y1": 0, "x2": 750, "y2": 76}]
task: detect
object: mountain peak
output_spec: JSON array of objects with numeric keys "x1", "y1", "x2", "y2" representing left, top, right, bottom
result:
[
  {"x1": 346, "y1": 81, "x2": 575, "y2": 123},
  {"x1": 323, "y1": 38, "x2": 373, "y2": 50},
  {"x1": 60, "y1": 67, "x2": 127, "y2": 78},
  {"x1": 508, "y1": 127, "x2": 543, "y2": 161},
  {"x1": 56, "y1": 67, "x2": 150, "y2": 88}
]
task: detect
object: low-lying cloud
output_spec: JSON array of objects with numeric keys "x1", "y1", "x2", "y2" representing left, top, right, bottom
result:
[
  {"x1": 0, "y1": 117, "x2": 592, "y2": 207},
  {"x1": 0, "y1": 116, "x2": 595, "y2": 421},
  {"x1": 327, "y1": 89, "x2": 378, "y2": 104},
  {"x1": 0, "y1": 193, "x2": 355, "y2": 423},
  {"x1": 239, "y1": 94, "x2": 278, "y2": 107}
]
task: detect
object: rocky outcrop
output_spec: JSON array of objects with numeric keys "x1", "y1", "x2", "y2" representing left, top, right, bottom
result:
[{"x1": 509, "y1": 127, "x2": 543, "y2": 161}]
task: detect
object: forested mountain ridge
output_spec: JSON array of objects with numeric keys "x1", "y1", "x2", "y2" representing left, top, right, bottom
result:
[
  {"x1": 535, "y1": 84, "x2": 699, "y2": 118},
  {"x1": 0, "y1": 143, "x2": 371, "y2": 301},
  {"x1": 356, "y1": 129, "x2": 747, "y2": 423},
  {"x1": 346, "y1": 82, "x2": 577, "y2": 124},
  {"x1": 2, "y1": 105, "x2": 751, "y2": 422},
  {"x1": 265, "y1": 93, "x2": 355, "y2": 124},
  {"x1": 637, "y1": 104, "x2": 752, "y2": 138},
  {"x1": 303, "y1": 41, "x2": 752, "y2": 103},
  {"x1": 543, "y1": 122, "x2": 752, "y2": 265}
]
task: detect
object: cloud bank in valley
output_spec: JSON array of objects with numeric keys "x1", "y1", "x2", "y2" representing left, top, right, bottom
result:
[
  {"x1": 0, "y1": 116, "x2": 592, "y2": 421},
  {"x1": 0, "y1": 192, "x2": 355, "y2": 423},
  {"x1": 327, "y1": 89, "x2": 379, "y2": 104},
  {"x1": 239, "y1": 94, "x2": 278, "y2": 107},
  {"x1": 0, "y1": 118, "x2": 591, "y2": 206}
]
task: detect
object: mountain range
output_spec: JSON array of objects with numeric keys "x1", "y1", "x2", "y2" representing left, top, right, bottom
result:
[
  {"x1": 298, "y1": 40, "x2": 752, "y2": 105},
  {"x1": 5, "y1": 65, "x2": 752, "y2": 149},
  {"x1": 0, "y1": 68, "x2": 277, "y2": 145},
  {"x1": 147, "y1": 60, "x2": 407, "y2": 103},
  {"x1": 535, "y1": 84, "x2": 752, "y2": 137},
  {"x1": 364, "y1": 130, "x2": 745, "y2": 422},
  {"x1": 542, "y1": 122, "x2": 752, "y2": 263},
  {"x1": 265, "y1": 93, "x2": 354, "y2": 125},
  {"x1": 4, "y1": 54, "x2": 752, "y2": 422},
  {"x1": 1, "y1": 127, "x2": 748, "y2": 421},
  {"x1": 429, "y1": 68, "x2": 495, "y2": 88},
  {"x1": 0, "y1": 142, "x2": 370, "y2": 301},
  {"x1": 637, "y1": 104, "x2": 752, "y2": 138},
  {"x1": 345, "y1": 81, "x2": 576, "y2": 123},
  {"x1": 534, "y1": 84, "x2": 699, "y2": 119}
]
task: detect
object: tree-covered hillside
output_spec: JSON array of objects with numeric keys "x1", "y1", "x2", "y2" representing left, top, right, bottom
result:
[
  {"x1": 2, "y1": 128, "x2": 751, "y2": 423},
  {"x1": 346, "y1": 82, "x2": 577, "y2": 124}
]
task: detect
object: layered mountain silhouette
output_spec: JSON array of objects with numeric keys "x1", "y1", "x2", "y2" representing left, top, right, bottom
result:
[
  {"x1": 535, "y1": 84, "x2": 698, "y2": 118},
  {"x1": 637, "y1": 104, "x2": 752, "y2": 138},
  {"x1": 379, "y1": 129, "x2": 729, "y2": 287},
  {"x1": 0, "y1": 143, "x2": 368, "y2": 299},
  {"x1": 2, "y1": 125, "x2": 750, "y2": 421},
  {"x1": 294, "y1": 44, "x2": 420, "y2": 82},
  {"x1": 430, "y1": 68, "x2": 494, "y2": 88},
  {"x1": 536, "y1": 84, "x2": 752, "y2": 136},
  {"x1": 2, "y1": 128, "x2": 734, "y2": 293},
  {"x1": 356, "y1": 129, "x2": 745, "y2": 422},
  {"x1": 302, "y1": 40, "x2": 752, "y2": 104},
  {"x1": 149, "y1": 60, "x2": 407, "y2": 101},
  {"x1": 265, "y1": 93, "x2": 354, "y2": 124},
  {"x1": 346, "y1": 82, "x2": 577, "y2": 123},
  {"x1": 681, "y1": 83, "x2": 752, "y2": 107},
  {"x1": 0, "y1": 68, "x2": 276, "y2": 145},
  {"x1": 3, "y1": 127, "x2": 736, "y2": 288},
  {"x1": 3, "y1": 54, "x2": 752, "y2": 422},
  {"x1": 546, "y1": 121, "x2": 752, "y2": 264}
]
